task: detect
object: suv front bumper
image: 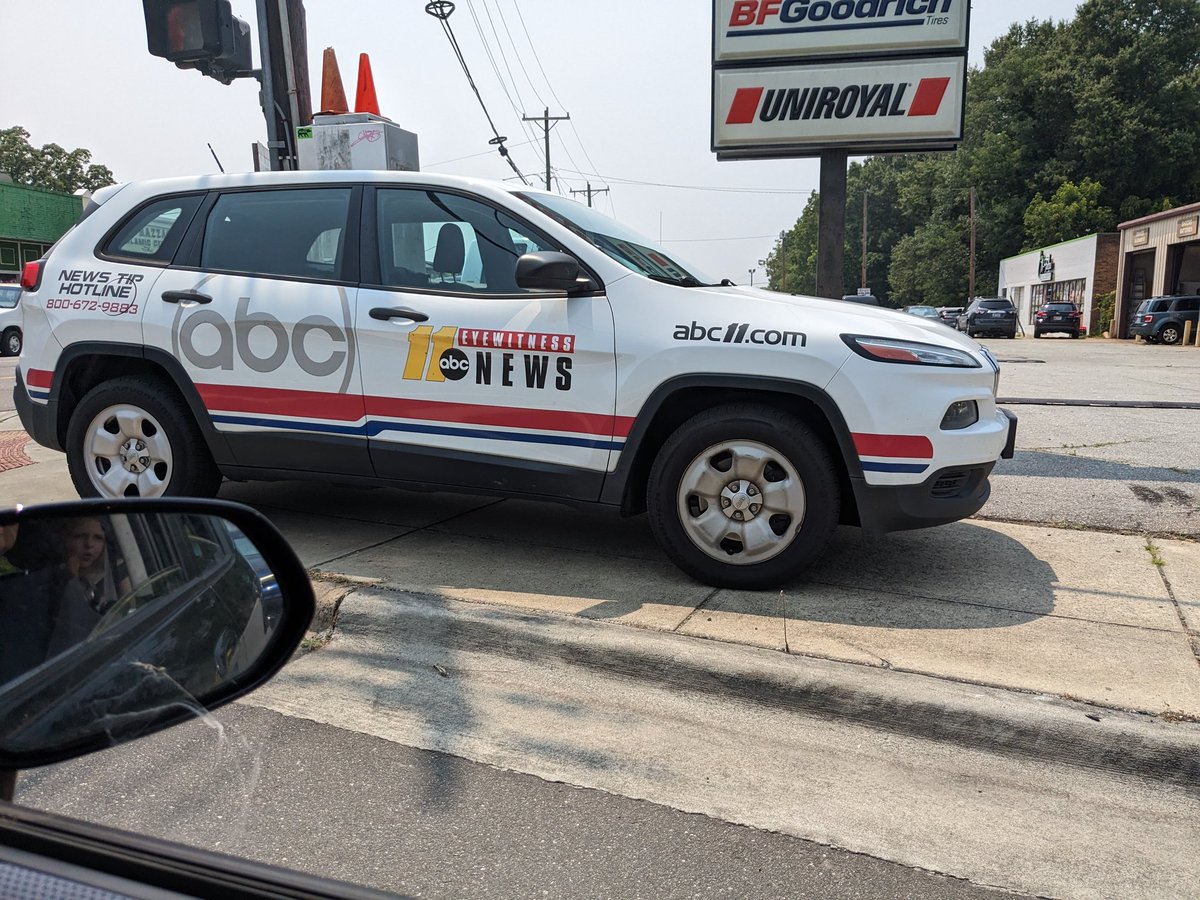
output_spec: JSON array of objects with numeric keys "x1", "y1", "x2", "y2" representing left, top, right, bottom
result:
[{"x1": 853, "y1": 409, "x2": 1016, "y2": 537}]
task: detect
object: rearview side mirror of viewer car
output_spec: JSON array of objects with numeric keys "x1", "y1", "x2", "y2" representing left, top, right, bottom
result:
[
  {"x1": 0, "y1": 498, "x2": 315, "y2": 800},
  {"x1": 515, "y1": 251, "x2": 585, "y2": 291}
]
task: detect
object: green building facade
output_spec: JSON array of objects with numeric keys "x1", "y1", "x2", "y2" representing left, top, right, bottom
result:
[{"x1": 0, "y1": 182, "x2": 83, "y2": 281}]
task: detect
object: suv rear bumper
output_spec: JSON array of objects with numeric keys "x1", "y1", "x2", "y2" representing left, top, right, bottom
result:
[{"x1": 13, "y1": 369, "x2": 62, "y2": 452}]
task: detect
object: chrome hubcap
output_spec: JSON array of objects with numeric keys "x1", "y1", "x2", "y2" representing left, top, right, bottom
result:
[
  {"x1": 84, "y1": 405, "x2": 173, "y2": 498},
  {"x1": 677, "y1": 440, "x2": 806, "y2": 566}
]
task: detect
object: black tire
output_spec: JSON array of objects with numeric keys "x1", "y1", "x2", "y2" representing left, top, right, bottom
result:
[
  {"x1": 646, "y1": 404, "x2": 840, "y2": 589},
  {"x1": 1160, "y1": 324, "x2": 1182, "y2": 345},
  {"x1": 1070, "y1": 330, "x2": 1079, "y2": 339},
  {"x1": 1, "y1": 328, "x2": 20, "y2": 357},
  {"x1": 66, "y1": 375, "x2": 222, "y2": 499},
  {"x1": 1034, "y1": 330, "x2": 1043, "y2": 338}
]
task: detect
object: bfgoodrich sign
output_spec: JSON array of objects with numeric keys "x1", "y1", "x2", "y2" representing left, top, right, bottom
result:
[
  {"x1": 713, "y1": 56, "x2": 965, "y2": 157},
  {"x1": 713, "y1": 0, "x2": 970, "y2": 63}
]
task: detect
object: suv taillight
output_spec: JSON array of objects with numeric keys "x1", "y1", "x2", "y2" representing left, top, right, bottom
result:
[
  {"x1": 1144, "y1": 315, "x2": 1153, "y2": 324},
  {"x1": 1070, "y1": 310, "x2": 1082, "y2": 318},
  {"x1": 1036, "y1": 311, "x2": 1046, "y2": 318},
  {"x1": 20, "y1": 260, "x2": 44, "y2": 292}
]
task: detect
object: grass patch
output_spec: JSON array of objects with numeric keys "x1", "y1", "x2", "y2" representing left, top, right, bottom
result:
[{"x1": 1144, "y1": 538, "x2": 1166, "y2": 568}]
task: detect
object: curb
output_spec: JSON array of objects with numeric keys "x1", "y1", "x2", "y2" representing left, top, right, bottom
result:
[{"x1": 353, "y1": 588, "x2": 1200, "y2": 791}]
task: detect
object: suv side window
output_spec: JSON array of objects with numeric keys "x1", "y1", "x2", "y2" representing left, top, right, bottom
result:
[
  {"x1": 375, "y1": 188, "x2": 559, "y2": 295},
  {"x1": 102, "y1": 194, "x2": 205, "y2": 264},
  {"x1": 201, "y1": 188, "x2": 352, "y2": 282},
  {"x1": 1174, "y1": 298, "x2": 1200, "y2": 312}
]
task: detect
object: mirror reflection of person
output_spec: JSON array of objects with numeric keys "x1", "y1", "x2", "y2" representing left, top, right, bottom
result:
[{"x1": 56, "y1": 517, "x2": 132, "y2": 618}]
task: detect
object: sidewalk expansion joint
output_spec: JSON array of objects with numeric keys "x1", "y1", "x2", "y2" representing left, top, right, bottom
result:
[
  {"x1": 1154, "y1": 548, "x2": 1200, "y2": 671},
  {"x1": 673, "y1": 589, "x2": 721, "y2": 634}
]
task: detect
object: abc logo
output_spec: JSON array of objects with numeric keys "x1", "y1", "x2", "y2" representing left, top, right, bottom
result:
[{"x1": 438, "y1": 348, "x2": 470, "y2": 381}]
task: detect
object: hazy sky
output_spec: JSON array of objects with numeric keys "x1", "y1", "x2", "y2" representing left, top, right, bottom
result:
[{"x1": 3, "y1": 1, "x2": 1083, "y2": 284}]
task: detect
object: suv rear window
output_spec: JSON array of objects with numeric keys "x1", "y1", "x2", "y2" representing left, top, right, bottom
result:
[
  {"x1": 0, "y1": 285, "x2": 20, "y2": 308},
  {"x1": 1043, "y1": 303, "x2": 1076, "y2": 312},
  {"x1": 103, "y1": 194, "x2": 204, "y2": 264},
  {"x1": 979, "y1": 300, "x2": 1013, "y2": 310},
  {"x1": 1149, "y1": 299, "x2": 1172, "y2": 312}
]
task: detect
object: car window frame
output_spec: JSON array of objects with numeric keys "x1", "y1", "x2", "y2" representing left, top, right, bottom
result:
[{"x1": 359, "y1": 184, "x2": 603, "y2": 299}]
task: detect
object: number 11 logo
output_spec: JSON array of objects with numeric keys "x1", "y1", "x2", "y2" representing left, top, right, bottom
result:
[{"x1": 402, "y1": 325, "x2": 459, "y2": 382}]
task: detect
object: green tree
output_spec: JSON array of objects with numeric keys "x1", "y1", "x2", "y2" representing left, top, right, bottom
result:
[
  {"x1": 0, "y1": 126, "x2": 115, "y2": 194},
  {"x1": 763, "y1": 192, "x2": 819, "y2": 295},
  {"x1": 1023, "y1": 179, "x2": 1116, "y2": 249}
]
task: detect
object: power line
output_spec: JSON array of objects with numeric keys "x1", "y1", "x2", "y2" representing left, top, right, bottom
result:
[
  {"x1": 460, "y1": 0, "x2": 545, "y2": 168},
  {"x1": 661, "y1": 235, "x2": 780, "y2": 244},
  {"x1": 424, "y1": 139, "x2": 538, "y2": 169},
  {"x1": 556, "y1": 167, "x2": 817, "y2": 195},
  {"x1": 425, "y1": 1, "x2": 530, "y2": 185}
]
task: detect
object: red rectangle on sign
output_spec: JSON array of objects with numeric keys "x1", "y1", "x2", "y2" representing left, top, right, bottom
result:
[
  {"x1": 456, "y1": 330, "x2": 576, "y2": 354},
  {"x1": 908, "y1": 77, "x2": 951, "y2": 117}
]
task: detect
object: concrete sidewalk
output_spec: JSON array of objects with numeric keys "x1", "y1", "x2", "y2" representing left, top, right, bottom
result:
[
  {"x1": 212, "y1": 478, "x2": 1200, "y2": 722},
  {"x1": 2, "y1": 430, "x2": 1198, "y2": 721}
]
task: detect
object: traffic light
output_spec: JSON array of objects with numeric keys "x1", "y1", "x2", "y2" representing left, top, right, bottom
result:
[{"x1": 143, "y1": 0, "x2": 253, "y2": 84}]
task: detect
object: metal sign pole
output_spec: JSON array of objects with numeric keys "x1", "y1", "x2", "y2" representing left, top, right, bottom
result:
[{"x1": 817, "y1": 150, "x2": 848, "y2": 300}]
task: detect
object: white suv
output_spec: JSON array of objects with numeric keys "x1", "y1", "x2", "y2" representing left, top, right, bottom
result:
[{"x1": 14, "y1": 171, "x2": 1015, "y2": 588}]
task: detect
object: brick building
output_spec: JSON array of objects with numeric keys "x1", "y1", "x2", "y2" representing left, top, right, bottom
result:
[
  {"x1": 997, "y1": 234, "x2": 1119, "y2": 335},
  {"x1": 0, "y1": 181, "x2": 84, "y2": 282},
  {"x1": 1113, "y1": 201, "x2": 1200, "y2": 337}
]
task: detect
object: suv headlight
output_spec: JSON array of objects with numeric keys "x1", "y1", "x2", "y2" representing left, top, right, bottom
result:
[{"x1": 841, "y1": 335, "x2": 982, "y2": 368}]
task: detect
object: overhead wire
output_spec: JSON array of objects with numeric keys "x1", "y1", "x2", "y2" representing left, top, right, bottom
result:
[
  {"x1": 461, "y1": 0, "x2": 546, "y2": 169},
  {"x1": 556, "y1": 167, "x2": 818, "y2": 196},
  {"x1": 509, "y1": 0, "x2": 610, "y2": 210},
  {"x1": 426, "y1": 2, "x2": 531, "y2": 185}
]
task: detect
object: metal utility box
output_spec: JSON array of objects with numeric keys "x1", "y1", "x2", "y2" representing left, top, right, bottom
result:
[{"x1": 296, "y1": 113, "x2": 420, "y2": 172}]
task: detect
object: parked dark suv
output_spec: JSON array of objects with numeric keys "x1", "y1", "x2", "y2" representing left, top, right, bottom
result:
[
  {"x1": 1034, "y1": 302, "x2": 1083, "y2": 338},
  {"x1": 957, "y1": 298, "x2": 1017, "y2": 339},
  {"x1": 1129, "y1": 295, "x2": 1200, "y2": 345}
]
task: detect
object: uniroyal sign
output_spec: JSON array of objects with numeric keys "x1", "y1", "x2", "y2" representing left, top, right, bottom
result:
[
  {"x1": 714, "y1": 56, "x2": 964, "y2": 157},
  {"x1": 713, "y1": 0, "x2": 969, "y2": 62}
]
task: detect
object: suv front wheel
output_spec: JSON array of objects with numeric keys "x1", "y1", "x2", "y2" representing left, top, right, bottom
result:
[
  {"x1": 646, "y1": 405, "x2": 839, "y2": 589},
  {"x1": 66, "y1": 376, "x2": 222, "y2": 500}
]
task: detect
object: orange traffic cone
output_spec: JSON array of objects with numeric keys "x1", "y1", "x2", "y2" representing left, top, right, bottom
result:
[
  {"x1": 319, "y1": 47, "x2": 349, "y2": 115},
  {"x1": 355, "y1": 53, "x2": 381, "y2": 117}
]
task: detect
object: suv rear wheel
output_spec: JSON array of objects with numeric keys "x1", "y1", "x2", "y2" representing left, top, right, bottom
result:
[
  {"x1": 66, "y1": 376, "x2": 222, "y2": 499},
  {"x1": 646, "y1": 404, "x2": 839, "y2": 589},
  {"x1": 1, "y1": 328, "x2": 20, "y2": 357},
  {"x1": 1160, "y1": 323, "x2": 1183, "y2": 345}
]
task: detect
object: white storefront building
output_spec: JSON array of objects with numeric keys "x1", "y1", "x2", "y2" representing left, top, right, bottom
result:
[{"x1": 997, "y1": 233, "x2": 1118, "y2": 334}]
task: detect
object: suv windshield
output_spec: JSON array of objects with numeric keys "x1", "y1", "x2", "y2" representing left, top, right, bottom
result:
[{"x1": 516, "y1": 192, "x2": 718, "y2": 287}]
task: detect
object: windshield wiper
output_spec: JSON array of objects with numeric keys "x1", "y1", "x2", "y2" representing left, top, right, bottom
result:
[{"x1": 648, "y1": 274, "x2": 706, "y2": 288}]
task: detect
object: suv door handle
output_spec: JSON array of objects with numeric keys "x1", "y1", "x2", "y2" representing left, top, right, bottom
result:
[
  {"x1": 370, "y1": 307, "x2": 429, "y2": 322},
  {"x1": 162, "y1": 290, "x2": 213, "y2": 305}
]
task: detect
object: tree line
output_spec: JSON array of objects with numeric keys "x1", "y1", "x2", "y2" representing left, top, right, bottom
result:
[{"x1": 763, "y1": 0, "x2": 1200, "y2": 307}]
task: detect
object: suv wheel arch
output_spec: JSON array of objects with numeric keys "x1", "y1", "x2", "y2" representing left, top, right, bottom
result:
[
  {"x1": 49, "y1": 343, "x2": 233, "y2": 466},
  {"x1": 602, "y1": 376, "x2": 863, "y2": 528}
]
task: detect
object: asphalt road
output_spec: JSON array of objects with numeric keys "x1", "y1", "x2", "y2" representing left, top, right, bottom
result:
[{"x1": 18, "y1": 705, "x2": 1006, "y2": 900}]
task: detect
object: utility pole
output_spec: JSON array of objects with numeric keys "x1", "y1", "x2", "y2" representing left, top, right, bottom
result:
[
  {"x1": 522, "y1": 107, "x2": 570, "y2": 191},
  {"x1": 570, "y1": 182, "x2": 610, "y2": 208},
  {"x1": 969, "y1": 187, "x2": 977, "y2": 301},
  {"x1": 861, "y1": 190, "x2": 869, "y2": 290}
]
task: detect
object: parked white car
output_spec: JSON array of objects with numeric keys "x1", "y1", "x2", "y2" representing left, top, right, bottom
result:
[
  {"x1": 14, "y1": 171, "x2": 1014, "y2": 587},
  {"x1": 0, "y1": 284, "x2": 22, "y2": 356}
]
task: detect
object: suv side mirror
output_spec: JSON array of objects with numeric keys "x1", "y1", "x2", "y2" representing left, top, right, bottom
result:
[
  {"x1": 0, "y1": 498, "x2": 314, "y2": 793},
  {"x1": 516, "y1": 251, "x2": 583, "y2": 292}
]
